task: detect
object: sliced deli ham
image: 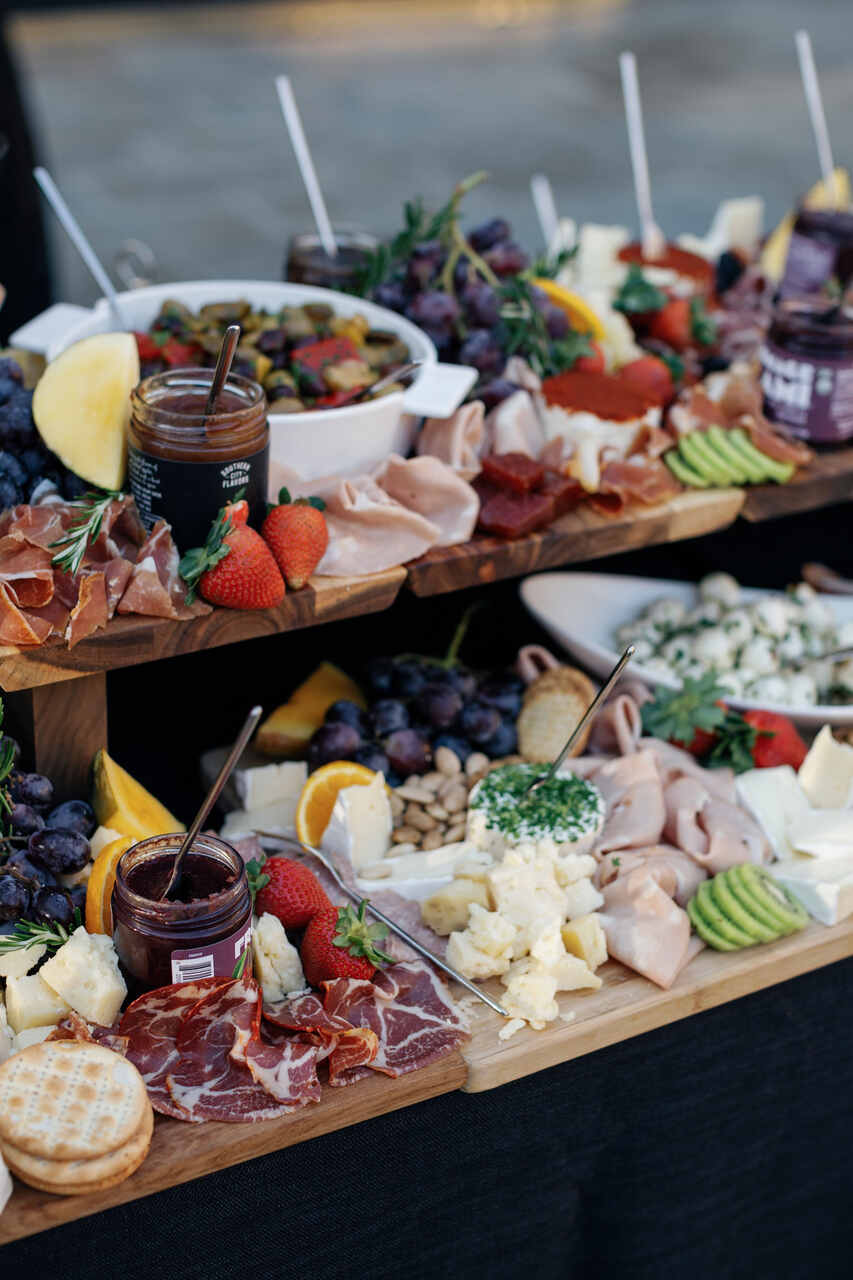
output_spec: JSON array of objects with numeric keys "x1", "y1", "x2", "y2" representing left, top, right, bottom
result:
[
  {"x1": 417, "y1": 401, "x2": 486, "y2": 480},
  {"x1": 374, "y1": 454, "x2": 479, "y2": 548},
  {"x1": 599, "y1": 867, "x2": 692, "y2": 990}
]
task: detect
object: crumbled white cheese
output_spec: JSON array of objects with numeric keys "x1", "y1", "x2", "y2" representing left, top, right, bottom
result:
[
  {"x1": 0, "y1": 942, "x2": 46, "y2": 980},
  {"x1": 252, "y1": 912, "x2": 306, "y2": 1003},
  {"x1": 5, "y1": 972, "x2": 70, "y2": 1033},
  {"x1": 39, "y1": 927, "x2": 126, "y2": 1026}
]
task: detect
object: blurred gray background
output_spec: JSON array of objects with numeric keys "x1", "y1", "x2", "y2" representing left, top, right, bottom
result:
[{"x1": 7, "y1": 0, "x2": 853, "y2": 305}]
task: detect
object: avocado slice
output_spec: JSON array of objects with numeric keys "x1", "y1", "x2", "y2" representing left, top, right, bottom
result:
[
  {"x1": 706, "y1": 425, "x2": 767, "y2": 483},
  {"x1": 729, "y1": 864, "x2": 808, "y2": 933},
  {"x1": 664, "y1": 450, "x2": 711, "y2": 488},
  {"x1": 727, "y1": 429, "x2": 795, "y2": 484},
  {"x1": 689, "y1": 430, "x2": 749, "y2": 484},
  {"x1": 694, "y1": 880, "x2": 756, "y2": 947},
  {"x1": 676, "y1": 435, "x2": 732, "y2": 483},
  {"x1": 687, "y1": 895, "x2": 741, "y2": 950},
  {"x1": 711, "y1": 871, "x2": 782, "y2": 943},
  {"x1": 725, "y1": 867, "x2": 795, "y2": 934}
]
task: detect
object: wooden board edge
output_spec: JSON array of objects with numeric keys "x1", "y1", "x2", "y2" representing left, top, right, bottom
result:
[
  {"x1": 461, "y1": 920, "x2": 853, "y2": 1093},
  {"x1": 0, "y1": 1048, "x2": 467, "y2": 1245}
]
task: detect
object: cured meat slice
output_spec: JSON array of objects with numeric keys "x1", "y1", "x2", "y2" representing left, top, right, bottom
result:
[
  {"x1": 598, "y1": 866, "x2": 692, "y2": 990},
  {"x1": 484, "y1": 390, "x2": 545, "y2": 458},
  {"x1": 118, "y1": 521, "x2": 210, "y2": 621},
  {"x1": 321, "y1": 960, "x2": 468, "y2": 1077},
  {"x1": 242, "y1": 1037, "x2": 321, "y2": 1106},
  {"x1": 47, "y1": 1011, "x2": 129, "y2": 1056},
  {"x1": 26, "y1": 596, "x2": 70, "y2": 638},
  {"x1": 597, "y1": 844, "x2": 707, "y2": 907},
  {"x1": 0, "y1": 542, "x2": 55, "y2": 608},
  {"x1": 263, "y1": 992, "x2": 353, "y2": 1036},
  {"x1": 327, "y1": 1028, "x2": 379, "y2": 1088},
  {"x1": 0, "y1": 582, "x2": 53, "y2": 646},
  {"x1": 65, "y1": 571, "x2": 109, "y2": 648},
  {"x1": 0, "y1": 503, "x2": 73, "y2": 551},
  {"x1": 588, "y1": 458, "x2": 682, "y2": 516},
  {"x1": 262, "y1": 990, "x2": 371, "y2": 1082},
  {"x1": 587, "y1": 693, "x2": 643, "y2": 757},
  {"x1": 120, "y1": 977, "x2": 226, "y2": 1121}
]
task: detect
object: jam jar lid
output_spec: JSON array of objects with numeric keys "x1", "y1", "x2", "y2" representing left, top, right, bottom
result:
[{"x1": 769, "y1": 297, "x2": 853, "y2": 356}]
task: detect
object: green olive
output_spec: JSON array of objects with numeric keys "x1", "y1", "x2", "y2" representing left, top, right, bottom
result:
[{"x1": 199, "y1": 300, "x2": 251, "y2": 324}]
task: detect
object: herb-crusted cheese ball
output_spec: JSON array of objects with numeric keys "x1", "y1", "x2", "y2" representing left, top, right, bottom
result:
[{"x1": 466, "y1": 764, "x2": 605, "y2": 860}]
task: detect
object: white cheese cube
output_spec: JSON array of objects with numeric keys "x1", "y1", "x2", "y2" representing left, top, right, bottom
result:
[
  {"x1": 5, "y1": 972, "x2": 70, "y2": 1032},
  {"x1": 487, "y1": 854, "x2": 567, "y2": 957},
  {"x1": 221, "y1": 796, "x2": 300, "y2": 841},
  {"x1": 799, "y1": 727, "x2": 853, "y2": 808},
  {"x1": 421, "y1": 878, "x2": 491, "y2": 935},
  {"x1": 0, "y1": 942, "x2": 46, "y2": 980},
  {"x1": 322, "y1": 773, "x2": 392, "y2": 874},
  {"x1": 89, "y1": 825, "x2": 123, "y2": 859},
  {"x1": 562, "y1": 878, "x2": 605, "y2": 919},
  {"x1": 737, "y1": 766, "x2": 811, "y2": 859},
  {"x1": 13, "y1": 1025, "x2": 54, "y2": 1052},
  {"x1": 252, "y1": 912, "x2": 306, "y2": 1003},
  {"x1": 561, "y1": 914, "x2": 608, "y2": 971},
  {"x1": 500, "y1": 959, "x2": 559, "y2": 1030},
  {"x1": 551, "y1": 951, "x2": 602, "y2": 992},
  {"x1": 446, "y1": 904, "x2": 515, "y2": 980},
  {"x1": 234, "y1": 761, "x2": 307, "y2": 811},
  {"x1": 39, "y1": 926, "x2": 126, "y2": 1026},
  {"x1": 553, "y1": 852, "x2": 598, "y2": 887}
]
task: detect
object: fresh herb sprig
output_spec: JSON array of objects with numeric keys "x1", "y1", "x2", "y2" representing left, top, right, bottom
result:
[
  {"x1": 49, "y1": 490, "x2": 122, "y2": 576},
  {"x1": 613, "y1": 263, "x2": 667, "y2": 315},
  {"x1": 689, "y1": 296, "x2": 718, "y2": 346},
  {"x1": 0, "y1": 917, "x2": 76, "y2": 955},
  {"x1": 497, "y1": 275, "x2": 593, "y2": 378}
]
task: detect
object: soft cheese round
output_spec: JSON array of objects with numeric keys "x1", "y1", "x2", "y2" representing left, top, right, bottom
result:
[
  {"x1": 0, "y1": 1040, "x2": 148, "y2": 1161},
  {"x1": 466, "y1": 764, "x2": 605, "y2": 858}
]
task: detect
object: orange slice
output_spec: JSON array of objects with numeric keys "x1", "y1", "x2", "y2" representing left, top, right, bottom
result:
[
  {"x1": 85, "y1": 835, "x2": 134, "y2": 934},
  {"x1": 531, "y1": 279, "x2": 606, "y2": 341},
  {"x1": 295, "y1": 761, "x2": 378, "y2": 847}
]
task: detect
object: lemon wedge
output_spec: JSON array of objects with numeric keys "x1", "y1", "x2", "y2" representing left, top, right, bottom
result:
[{"x1": 531, "y1": 279, "x2": 606, "y2": 341}]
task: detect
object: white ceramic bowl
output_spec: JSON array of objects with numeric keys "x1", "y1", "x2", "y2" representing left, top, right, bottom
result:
[
  {"x1": 520, "y1": 570, "x2": 853, "y2": 730},
  {"x1": 15, "y1": 280, "x2": 476, "y2": 483}
]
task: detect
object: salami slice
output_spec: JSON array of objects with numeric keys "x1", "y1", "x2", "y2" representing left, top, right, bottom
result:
[
  {"x1": 263, "y1": 991, "x2": 377, "y2": 1087},
  {"x1": 120, "y1": 978, "x2": 226, "y2": 1120},
  {"x1": 48, "y1": 1011, "x2": 130, "y2": 1056}
]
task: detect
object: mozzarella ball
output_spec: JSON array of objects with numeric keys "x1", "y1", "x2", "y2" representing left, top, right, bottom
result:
[
  {"x1": 645, "y1": 597, "x2": 688, "y2": 628},
  {"x1": 832, "y1": 658, "x2": 853, "y2": 697},
  {"x1": 791, "y1": 582, "x2": 817, "y2": 605},
  {"x1": 661, "y1": 636, "x2": 693, "y2": 668},
  {"x1": 643, "y1": 656, "x2": 676, "y2": 680},
  {"x1": 722, "y1": 612, "x2": 753, "y2": 648},
  {"x1": 746, "y1": 674, "x2": 790, "y2": 705},
  {"x1": 715, "y1": 670, "x2": 745, "y2": 697},
  {"x1": 680, "y1": 660, "x2": 709, "y2": 683},
  {"x1": 751, "y1": 597, "x2": 794, "y2": 638},
  {"x1": 685, "y1": 602, "x2": 722, "y2": 627},
  {"x1": 803, "y1": 627, "x2": 829, "y2": 658},
  {"x1": 836, "y1": 620, "x2": 853, "y2": 648},
  {"x1": 777, "y1": 628, "x2": 806, "y2": 663},
  {"x1": 786, "y1": 673, "x2": 818, "y2": 706},
  {"x1": 690, "y1": 626, "x2": 735, "y2": 670},
  {"x1": 698, "y1": 572, "x2": 740, "y2": 609},
  {"x1": 739, "y1": 636, "x2": 778, "y2": 677},
  {"x1": 630, "y1": 637, "x2": 655, "y2": 663}
]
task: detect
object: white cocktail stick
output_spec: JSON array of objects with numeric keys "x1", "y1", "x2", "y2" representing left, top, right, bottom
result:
[
  {"x1": 795, "y1": 30, "x2": 839, "y2": 205},
  {"x1": 530, "y1": 173, "x2": 560, "y2": 251},
  {"x1": 619, "y1": 52, "x2": 665, "y2": 260},
  {"x1": 275, "y1": 75, "x2": 337, "y2": 258},
  {"x1": 33, "y1": 166, "x2": 128, "y2": 329}
]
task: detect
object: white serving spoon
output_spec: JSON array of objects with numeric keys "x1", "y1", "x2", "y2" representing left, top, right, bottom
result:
[
  {"x1": 275, "y1": 75, "x2": 337, "y2": 259},
  {"x1": 795, "y1": 30, "x2": 841, "y2": 206},
  {"x1": 619, "y1": 52, "x2": 666, "y2": 261}
]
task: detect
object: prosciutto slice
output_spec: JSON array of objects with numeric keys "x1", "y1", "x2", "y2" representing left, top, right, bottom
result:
[
  {"x1": 262, "y1": 989, "x2": 380, "y2": 1087},
  {"x1": 0, "y1": 582, "x2": 53, "y2": 646},
  {"x1": 0, "y1": 541, "x2": 55, "y2": 608},
  {"x1": 118, "y1": 521, "x2": 210, "y2": 621},
  {"x1": 65, "y1": 571, "x2": 109, "y2": 647},
  {"x1": 598, "y1": 866, "x2": 692, "y2": 990},
  {"x1": 374, "y1": 454, "x2": 479, "y2": 548},
  {"x1": 587, "y1": 458, "x2": 682, "y2": 516},
  {"x1": 417, "y1": 401, "x2": 486, "y2": 480},
  {"x1": 300, "y1": 474, "x2": 440, "y2": 577},
  {"x1": 120, "y1": 978, "x2": 227, "y2": 1120}
]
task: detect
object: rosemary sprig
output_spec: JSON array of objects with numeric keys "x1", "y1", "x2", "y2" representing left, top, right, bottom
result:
[
  {"x1": 496, "y1": 275, "x2": 593, "y2": 378},
  {"x1": 0, "y1": 918, "x2": 75, "y2": 955},
  {"x1": 49, "y1": 490, "x2": 122, "y2": 576},
  {"x1": 0, "y1": 697, "x2": 16, "y2": 819}
]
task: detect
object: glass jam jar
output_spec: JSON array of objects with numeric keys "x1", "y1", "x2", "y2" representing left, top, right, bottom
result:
[
  {"x1": 778, "y1": 207, "x2": 853, "y2": 300},
  {"x1": 285, "y1": 228, "x2": 377, "y2": 292},
  {"x1": 760, "y1": 299, "x2": 853, "y2": 442},
  {"x1": 112, "y1": 833, "x2": 253, "y2": 994},
  {"x1": 127, "y1": 369, "x2": 269, "y2": 552}
]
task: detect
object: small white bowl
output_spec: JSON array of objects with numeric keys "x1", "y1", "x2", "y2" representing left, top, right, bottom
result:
[{"x1": 13, "y1": 280, "x2": 477, "y2": 482}]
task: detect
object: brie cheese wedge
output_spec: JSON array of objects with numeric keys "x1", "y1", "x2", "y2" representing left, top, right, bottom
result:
[
  {"x1": 798, "y1": 727, "x2": 853, "y2": 809},
  {"x1": 736, "y1": 766, "x2": 811, "y2": 859},
  {"x1": 772, "y1": 855, "x2": 853, "y2": 926},
  {"x1": 787, "y1": 809, "x2": 853, "y2": 859},
  {"x1": 221, "y1": 796, "x2": 301, "y2": 841},
  {"x1": 321, "y1": 773, "x2": 392, "y2": 874}
]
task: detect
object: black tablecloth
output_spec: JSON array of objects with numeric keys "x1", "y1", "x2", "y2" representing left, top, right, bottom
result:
[{"x1": 7, "y1": 954, "x2": 852, "y2": 1278}]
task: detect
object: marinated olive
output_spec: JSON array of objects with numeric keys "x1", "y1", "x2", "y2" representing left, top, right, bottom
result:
[{"x1": 199, "y1": 300, "x2": 251, "y2": 324}]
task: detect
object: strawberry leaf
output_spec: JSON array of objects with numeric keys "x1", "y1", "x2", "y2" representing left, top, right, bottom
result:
[
  {"x1": 332, "y1": 901, "x2": 394, "y2": 967},
  {"x1": 278, "y1": 487, "x2": 292, "y2": 505},
  {"x1": 641, "y1": 674, "x2": 727, "y2": 745}
]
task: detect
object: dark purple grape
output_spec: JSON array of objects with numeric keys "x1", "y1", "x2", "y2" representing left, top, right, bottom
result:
[
  {"x1": 28, "y1": 828, "x2": 90, "y2": 875},
  {"x1": 406, "y1": 290, "x2": 459, "y2": 331},
  {"x1": 419, "y1": 326, "x2": 456, "y2": 359},
  {"x1": 432, "y1": 733, "x2": 473, "y2": 765},
  {"x1": 69, "y1": 884, "x2": 87, "y2": 916},
  {"x1": 0, "y1": 873, "x2": 30, "y2": 921},
  {"x1": 373, "y1": 281, "x2": 408, "y2": 313},
  {"x1": 448, "y1": 667, "x2": 478, "y2": 699},
  {"x1": 715, "y1": 250, "x2": 745, "y2": 295},
  {"x1": 543, "y1": 304, "x2": 570, "y2": 339},
  {"x1": 415, "y1": 682, "x2": 463, "y2": 730},
  {"x1": 468, "y1": 219, "x2": 512, "y2": 252},
  {"x1": 453, "y1": 256, "x2": 473, "y2": 290},
  {"x1": 391, "y1": 660, "x2": 429, "y2": 699},
  {"x1": 477, "y1": 378, "x2": 519, "y2": 411},
  {"x1": 462, "y1": 281, "x2": 499, "y2": 328},
  {"x1": 363, "y1": 656, "x2": 396, "y2": 697},
  {"x1": 406, "y1": 241, "x2": 445, "y2": 289},
  {"x1": 0, "y1": 378, "x2": 20, "y2": 408},
  {"x1": 482, "y1": 241, "x2": 528, "y2": 277},
  {"x1": 5, "y1": 847, "x2": 56, "y2": 886},
  {"x1": 307, "y1": 722, "x2": 361, "y2": 771},
  {"x1": 324, "y1": 700, "x2": 370, "y2": 736},
  {"x1": 483, "y1": 720, "x2": 518, "y2": 758},
  {"x1": 0, "y1": 476, "x2": 22, "y2": 510},
  {"x1": 9, "y1": 804, "x2": 45, "y2": 837},
  {"x1": 32, "y1": 887, "x2": 75, "y2": 928},
  {"x1": 459, "y1": 700, "x2": 502, "y2": 745},
  {"x1": 371, "y1": 698, "x2": 410, "y2": 737},
  {"x1": 46, "y1": 800, "x2": 96, "y2": 838},
  {"x1": 61, "y1": 471, "x2": 89, "y2": 502},
  {"x1": 19, "y1": 447, "x2": 48, "y2": 478},
  {"x1": 9, "y1": 773, "x2": 54, "y2": 809},
  {"x1": 385, "y1": 729, "x2": 432, "y2": 776},
  {"x1": 352, "y1": 743, "x2": 391, "y2": 775},
  {"x1": 0, "y1": 358, "x2": 24, "y2": 385},
  {"x1": 458, "y1": 330, "x2": 504, "y2": 378},
  {"x1": 0, "y1": 451, "x2": 28, "y2": 489},
  {"x1": 477, "y1": 674, "x2": 524, "y2": 717}
]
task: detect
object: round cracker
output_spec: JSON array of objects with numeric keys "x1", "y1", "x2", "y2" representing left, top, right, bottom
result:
[
  {"x1": 0, "y1": 1040, "x2": 148, "y2": 1161},
  {"x1": 1, "y1": 1100, "x2": 153, "y2": 1192}
]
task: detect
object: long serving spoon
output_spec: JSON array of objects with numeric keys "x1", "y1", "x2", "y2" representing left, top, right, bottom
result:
[
  {"x1": 522, "y1": 645, "x2": 636, "y2": 798},
  {"x1": 255, "y1": 830, "x2": 509, "y2": 1018},
  {"x1": 340, "y1": 360, "x2": 423, "y2": 406},
  {"x1": 202, "y1": 324, "x2": 241, "y2": 425},
  {"x1": 159, "y1": 706, "x2": 263, "y2": 901}
]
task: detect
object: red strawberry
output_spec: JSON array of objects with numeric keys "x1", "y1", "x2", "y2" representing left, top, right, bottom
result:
[
  {"x1": 301, "y1": 901, "x2": 393, "y2": 987},
  {"x1": 618, "y1": 355, "x2": 675, "y2": 405},
  {"x1": 741, "y1": 710, "x2": 808, "y2": 770},
  {"x1": 133, "y1": 331, "x2": 162, "y2": 362},
  {"x1": 254, "y1": 857, "x2": 331, "y2": 929},
  {"x1": 179, "y1": 498, "x2": 285, "y2": 610},
  {"x1": 648, "y1": 299, "x2": 692, "y2": 351},
  {"x1": 572, "y1": 341, "x2": 606, "y2": 374},
  {"x1": 262, "y1": 488, "x2": 329, "y2": 590}
]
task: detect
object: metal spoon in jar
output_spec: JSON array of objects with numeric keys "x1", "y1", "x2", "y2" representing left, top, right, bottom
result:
[
  {"x1": 254, "y1": 830, "x2": 509, "y2": 1019},
  {"x1": 158, "y1": 705, "x2": 263, "y2": 901},
  {"x1": 202, "y1": 324, "x2": 241, "y2": 424},
  {"x1": 339, "y1": 360, "x2": 424, "y2": 406},
  {"x1": 522, "y1": 645, "x2": 636, "y2": 798}
]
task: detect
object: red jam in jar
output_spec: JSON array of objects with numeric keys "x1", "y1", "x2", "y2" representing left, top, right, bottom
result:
[
  {"x1": 113, "y1": 834, "x2": 252, "y2": 993},
  {"x1": 127, "y1": 368, "x2": 269, "y2": 553},
  {"x1": 761, "y1": 299, "x2": 853, "y2": 443}
]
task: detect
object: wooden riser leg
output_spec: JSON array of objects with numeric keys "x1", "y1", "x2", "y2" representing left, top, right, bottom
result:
[{"x1": 5, "y1": 672, "x2": 107, "y2": 800}]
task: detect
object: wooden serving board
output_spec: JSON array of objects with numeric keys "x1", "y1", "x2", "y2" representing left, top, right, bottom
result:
[
  {"x1": 405, "y1": 489, "x2": 746, "y2": 596},
  {"x1": 0, "y1": 568, "x2": 406, "y2": 693},
  {"x1": 461, "y1": 915, "x2": 853, "y2": 1092},
  {"x1": 0, "y1": 1048, "x2": 467, "y2": 1245},
  {"x1": 742, "y1": 444, "x2": 853, "y2": 521}
]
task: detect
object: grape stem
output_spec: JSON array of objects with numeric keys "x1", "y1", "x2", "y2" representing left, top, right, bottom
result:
[{"x1": 442, "y1": 602, "x2": 483, "y2": 667}]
